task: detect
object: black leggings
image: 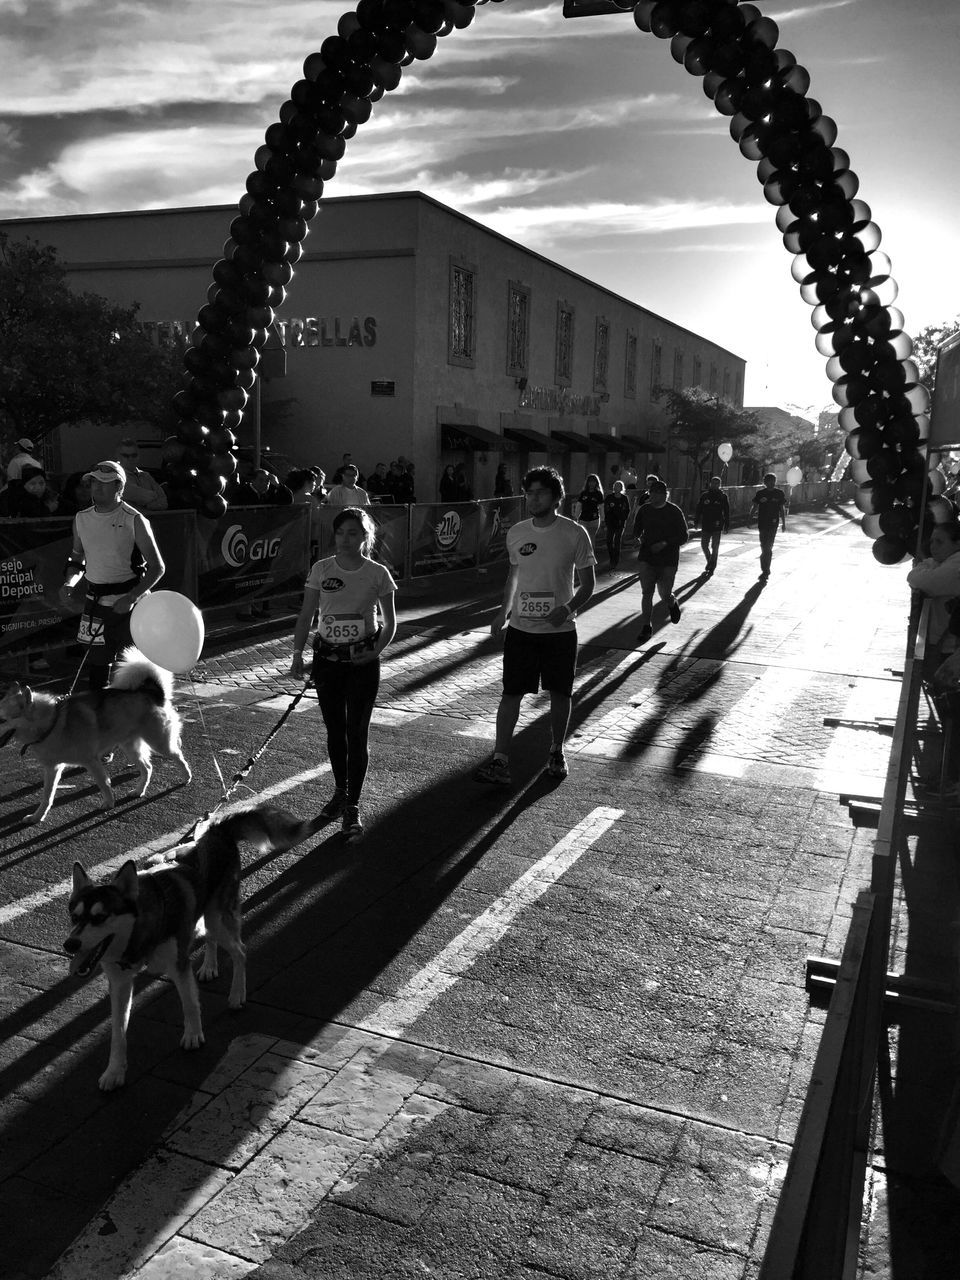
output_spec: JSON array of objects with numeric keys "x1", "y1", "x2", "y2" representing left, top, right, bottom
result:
[
  {"x1": 605, "y1": 522, "x2": 625, "y2": 566},
  {"x1": 313, "y1": 657, "x2": 380, "y2": 803}
]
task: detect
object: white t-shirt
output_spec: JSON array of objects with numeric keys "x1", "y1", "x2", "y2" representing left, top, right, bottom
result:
[
  {"x1": 506, "y1": 515, "x2": 596, "y2": 635},
  {"x1": 305, "y1": 555, "x2": 396, "y2": 645},
  {"x1": 325, "y1": 484, "x2": 370, "y2": 507}
]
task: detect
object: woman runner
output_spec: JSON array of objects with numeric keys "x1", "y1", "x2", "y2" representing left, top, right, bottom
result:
[
  {"x1": 290, "y1": 506, "x2": 397, "y2": 841},
  {"x1": 576, "y1": 473, "x2": 604, "y2": 551}
]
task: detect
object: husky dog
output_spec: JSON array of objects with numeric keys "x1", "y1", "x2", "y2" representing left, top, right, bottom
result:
[
  {"x1": 0, "y1": 647, "x2": 190, "y2": 824},
  {"x1": 65, "y1": 805, "x2": 321, "y2": 1090}
]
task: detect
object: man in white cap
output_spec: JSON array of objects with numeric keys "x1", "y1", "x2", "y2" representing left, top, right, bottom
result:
[
  {"x1": 6, "y1": 437, "x2": 42, "y2": 482},
  {"x1": 60, "y1": 460, "x2": 165, "y2": 689}
]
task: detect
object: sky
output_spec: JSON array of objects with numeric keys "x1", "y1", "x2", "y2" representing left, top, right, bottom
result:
[{"x1": 0, "y1": 0, "x2": 958, "y2": 416}]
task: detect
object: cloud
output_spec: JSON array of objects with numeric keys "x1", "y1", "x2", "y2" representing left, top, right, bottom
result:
[
  {"x1": 768, "y1": 0, "x2": 860, "y2": 22},
  {"x1": 478, "y1": 198, "x2": 771, "y2": 246}
]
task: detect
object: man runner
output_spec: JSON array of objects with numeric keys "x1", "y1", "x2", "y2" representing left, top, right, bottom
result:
[
  {"x1": 475, "y1": 466, "x2": 596, "y2": 786},
  {"x1": 695, "y1": 475, "x2": 731, "y2": 576},
  {"x1": 750, "y1": 472, "x2": 787, "y2": 581}
]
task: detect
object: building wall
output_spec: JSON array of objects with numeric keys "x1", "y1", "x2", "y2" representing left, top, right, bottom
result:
[{"x1": 0, "y1": 192, "x2": 747, "y2": 498}]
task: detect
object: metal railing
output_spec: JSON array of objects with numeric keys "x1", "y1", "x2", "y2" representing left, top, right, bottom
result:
[{"x1": 759, "y1": 600, "x2": 931, "y2": 1279}]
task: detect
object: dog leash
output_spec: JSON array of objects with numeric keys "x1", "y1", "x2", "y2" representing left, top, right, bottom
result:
[{"x1": 178, "y1": 676, "x2": 314, "y2": 844}]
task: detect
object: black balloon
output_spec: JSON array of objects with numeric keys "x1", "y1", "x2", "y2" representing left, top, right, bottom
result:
[{"x1": 872, "y1": 536, "x2": 909, "y2": 565}]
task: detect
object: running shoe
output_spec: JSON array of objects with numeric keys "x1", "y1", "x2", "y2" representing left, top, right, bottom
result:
[
  {"x1": 474, "y1": 755, "x2": 512, "y2": 787},
  {"x1": 669, "y1": 600, "x2": 682, "y2": 624},
  {"x1": 342, "y1": 805, "x2": 363, "y2": 841},
  {"x1": 546, "y1": 747, "x2": 568, "y2": 779},
  {"x1": 320, "y1": 787, "x2": 348, "y2": 820},
  {"x1": 638, "y1": 623, "x2": 653, "y2": 643}
]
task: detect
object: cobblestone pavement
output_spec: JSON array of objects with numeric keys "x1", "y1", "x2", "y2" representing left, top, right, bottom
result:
[{"x1": 5, "y1": 507, "x2": 955, "y2": 1280}]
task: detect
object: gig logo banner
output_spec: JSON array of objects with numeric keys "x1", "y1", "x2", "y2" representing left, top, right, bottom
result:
[{"x1": 197, "y1": 505, "x2": 309, "y2": 607}]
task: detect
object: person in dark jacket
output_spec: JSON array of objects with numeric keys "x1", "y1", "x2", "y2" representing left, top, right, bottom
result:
[
  {"x1": 602, "y1": 479, "x2": 631, "y2": 571},
  {"x1": 634, "y1": 479, "x2": 688, "y2": 642},
  {"x1": 0, "y1": 466, "x2": 58, "y2": 517},
  {"x1": 453, "y1": 463, "x2": 472, "y2": 502},
  {"x1": 694, "y1": 476, "x2": 731, "y2": 576},
  {"x1": 440, "y1": 465, "x2": 458, "y2": 503},
  {"x1": 494, "y1": 464, "x2": 514, "y2": 498}
]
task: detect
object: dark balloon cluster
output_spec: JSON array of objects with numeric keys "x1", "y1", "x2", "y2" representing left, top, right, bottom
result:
[
  {"x1": 634, "y1": 0, "x2": 931, "y2": 565},
  {"x1": 167, "y1": 0, "x2": 483, "y2": 515}
]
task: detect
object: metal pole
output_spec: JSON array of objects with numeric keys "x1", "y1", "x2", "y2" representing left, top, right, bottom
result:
[{"x1": 253, "y1": 375, "x2": 262, "y2": 471}]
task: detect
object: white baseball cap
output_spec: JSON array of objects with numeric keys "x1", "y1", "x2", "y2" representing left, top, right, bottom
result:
[{"x1": 83, "y1": 460, "x2": 127, "y2": 485}]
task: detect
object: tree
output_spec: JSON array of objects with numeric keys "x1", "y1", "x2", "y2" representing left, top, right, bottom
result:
[
  {"x1": 0, "y1": 232, "x2": 185, "y2": 447},
  {"x1": 756, "y1": 411, "x2": 845, "y2": 477},
  {"x1": 659, "y1": 386, "x2": 762, "y2": 493},
  {"x1": 912, "y1": 316, "x2": 960, "y2": 393}
]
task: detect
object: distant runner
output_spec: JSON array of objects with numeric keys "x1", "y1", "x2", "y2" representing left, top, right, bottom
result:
[
  {"x1": 750, "y1": 473, "x2": 787, "y2": 582},
  {"x1": 695, "y1": 476, "x2": 731, "y2": 577}
]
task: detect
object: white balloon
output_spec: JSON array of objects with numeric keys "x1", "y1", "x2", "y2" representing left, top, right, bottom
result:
[
  {"x1": 130, "y1": 591, "x2": 205, "y2": 673},
  {"x1": 786, "y1": 466, "x2": 803, "y2": 486},
  {"x1": 717, "y1": 442, "x2": 733, "y2": 462}
]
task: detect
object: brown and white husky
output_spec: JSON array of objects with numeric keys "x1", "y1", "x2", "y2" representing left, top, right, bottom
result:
[
  {"x1": 65, "y1": 804, "x2": 322, "y2": 1090},
  {"x1": 0, "y1": 647, "x2": 190, "y2": 824}
]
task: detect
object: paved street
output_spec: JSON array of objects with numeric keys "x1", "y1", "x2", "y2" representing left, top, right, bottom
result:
[{"x1": 1, "y1": 507, "x2": 951, "y2": 1280}]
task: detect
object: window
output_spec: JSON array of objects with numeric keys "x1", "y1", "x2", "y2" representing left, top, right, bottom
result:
[
  {"x1": 673, "y1": 348, "x2": 684, "y2": 390},
  {"x1": 555, "y1": 302, "x2": 574, "y2": 385},
  {"x1": 734, "y1": 370, "x2": 743, "y2": 407},
  {"x1": 506, "y1": 281, "x2": 530, "y2": 377},
  {"x1": 650, "y1": 339, "x2": 662, "y2": 399},
  {"x1": 709, "y1": 362, "x2": 718, "y2": 393},
  {"x1": 624, "y1": 330, "x2": 637, "y2": 398},
  {"x1": 593, "y1": 316, "x2": 610, "y2": 393},
  {"x1": 722, "y1": 367, "x2": 731, "y2": 401},
  {"x1": 692, "y1": 355, "x2": 702, "y2": 387},
  {"x1": 449, "y1": 259, "x2": 476, "y2": 367}
]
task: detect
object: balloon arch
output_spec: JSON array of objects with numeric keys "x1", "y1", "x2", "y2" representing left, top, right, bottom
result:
[{"x1": 162, "y1": 0, "x2": 937, "y2": 564}]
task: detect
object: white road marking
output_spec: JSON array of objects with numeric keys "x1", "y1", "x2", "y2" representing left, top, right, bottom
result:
[
  {"x1": 49, "y1": 806, "x2": 624, "y2": 1280},
  {"x1": 0, "y1": 764, "x2": 331, "y2": 928},
  {"x1": 358, "y1": 805, "x2": 624, "y2": 1037}
]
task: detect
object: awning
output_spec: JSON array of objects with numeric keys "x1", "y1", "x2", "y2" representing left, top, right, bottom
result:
[
  {"x1": 503, "y1": 426, "x2": 561, "y2": 452},
  {"x1": 550, "y1": 429, "x2": 594, "y2": 452},
  {"x1": 621, "y1": 433, "x2": 667, "y2": 454},
  {"x1": 588, "y1": 432, "x2": 626, "y2": 452},
  {"x1": 441, "y1": 423, "x2": 507, "y2": 452}
]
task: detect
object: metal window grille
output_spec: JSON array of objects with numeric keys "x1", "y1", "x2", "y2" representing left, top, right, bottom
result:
[
  {"x1": 709, "y1": 362, "x2": 718, "y2": 392},
  {"x1": 594, "y1": 318, "x2": 610, "y2": 392},
  {"x1": 450, "y1": 265, "x2": 475, "y2": 360},
  {"x1": 624, "y1": 331, "x2": 637, "y2": 397},
  {"x1": 650, "y1": 339, "x2": 662, "y2": 399},
  {"x1": 673, "y1": 348, "x2": 684, "y2": 390},
  {"x1": 693, "y1": 355, "x2": 702, "y2": 387},
  {"x1": 556, "y1": 305, "x2": 574, "y2": 383},
  {"x1": 507, "y1": 283, "x2": 530, "y2": 375},
  {"x1": 722, "y1": 367, "x2": 731, "y2": 400}
]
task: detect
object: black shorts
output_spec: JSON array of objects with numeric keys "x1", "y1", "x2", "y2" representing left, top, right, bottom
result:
[{"x1": 502, "y1": 627, "x2": 578, "y2": 697}]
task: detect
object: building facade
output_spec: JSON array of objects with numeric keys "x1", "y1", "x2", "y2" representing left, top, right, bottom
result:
[{"x1": 1, "y1": 192, "x2": 746, "y2": 498}]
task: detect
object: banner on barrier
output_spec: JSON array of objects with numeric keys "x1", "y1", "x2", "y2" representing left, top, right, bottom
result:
[
  {"x1": 0, "y1": 511, "x2": 199, "y2": 653},
  {"x1": 197, "y1": 505, "x2": 309, "y2": 606},
  {"x1": 410, "y1": 502, "x2": 481, "y2": 576},
  {"x1": 477, "y1": 497, "x2": 525, "y2": 566}
]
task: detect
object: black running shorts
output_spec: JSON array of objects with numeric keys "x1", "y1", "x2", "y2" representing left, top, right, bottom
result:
[{"x1": 502, "y1": 627, "x2": 578, "y2": 697}]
